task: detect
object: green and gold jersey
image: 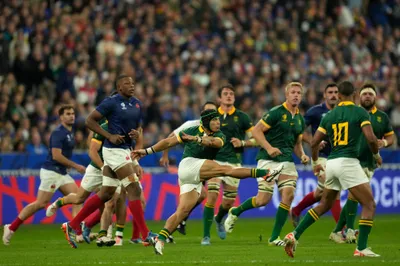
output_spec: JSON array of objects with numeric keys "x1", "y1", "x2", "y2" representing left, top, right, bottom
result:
[
  {"x1": 90, "y1": 122, "x2": 108, "y2": 169},
  {"x1": 318, "y1": 101, "x2": 371, "y2": 160},
  {"x1": 177, "y1": 126, "x2": 226, "y2": 160},
  {"x1": 358, "y1": 106, "x2": 394, "y2": 170},
  {"x1": 215, "y1": 107, "x2": 254, "y2": 164},
  {"x1": 256, "y1": 102, "x2": 306, "y2": 162}
]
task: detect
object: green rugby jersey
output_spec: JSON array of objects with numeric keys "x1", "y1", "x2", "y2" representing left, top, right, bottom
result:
[
  {"x1": 318, "y1": 101, "x2": 371, "y2": 160},
  {"x1": 358, "y1": 106, "x2": 394, "y2": 170},
  {"x1": 90, "y1": 122, "x2": 108, "y2": 169},
  {"x1": 177, "y1": 126, "x2": 226, "y2": 160},
  {"x1": 215, "y1": 107, "x2": 254, "y2": 164},
  {"x1": 256, "y1": 102, "x2": 306, "y2": 162}
]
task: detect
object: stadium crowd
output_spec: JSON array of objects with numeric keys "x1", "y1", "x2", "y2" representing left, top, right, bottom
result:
[{"x1": 0, "y1": 0, "x2": 399, "y2": 153}]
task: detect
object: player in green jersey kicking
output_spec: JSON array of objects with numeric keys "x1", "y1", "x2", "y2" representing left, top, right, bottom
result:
[
  {"x1": 202, "y1": 84, "x2": 257, "y2": 245},
  {"x1": 224, "y1": 82, "x2": 309, "y2": 246},
  {"x1": 329, "y1": 83, "x2": 394, "y2": 244},
  {"x1": 283, "y1": 81, "x2": 382, "y2": 258},
  {"x1": 131, "y1": 109, "x2": 283, "y2": 255}
]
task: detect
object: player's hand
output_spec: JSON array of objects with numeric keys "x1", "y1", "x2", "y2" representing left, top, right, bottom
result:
[
  {"x1": 108, "y1": 134, "x2": 125, "y2": 145},
  {"x1": 131, "y1": 149, "x2": 147, "y2": 160},
  {"x1": 128, "y1": 129, "x2": 140, "y2": 140},
  {"x1": 375, "y1": 155, "x2": 383, "y2": 167},
  {"x1": 319, "y1": 141, "x2": 327, "y2": 151},
  {"x1": 159, "y1": 154, "x2": 169, "y2": 167},
  {"x1": 301, "y1": 154, "x2": 310, "y2": 165},
  {"x1": 75, "y1": 164, "x2": 86, "y2": 174},
  {"x1": 313, "y1": 164, "x2": 324, "y2": 177},
  {"x1": 377, "y1": 139, "x2": 386, "y2": 149},
  {"x1": 181, "y1": 132, "x2": 197, "y2": 142},
  {"x1": 266, "y1": 147, "x2": 282, "y2": 157},
  {"x1": 231, "y1": 137, "x2": 243, "y2": 148},
  {"x1": 133, "y1": 165, "x2": 144, "y2": 180}
]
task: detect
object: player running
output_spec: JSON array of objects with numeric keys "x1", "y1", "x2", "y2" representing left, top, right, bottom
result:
[
  {"x1": 283, "y1": 81, "x2": 382, "y2": 258},
  {"x1": 329, "y1": 83, "x2": 394, "y2": 244},
  {"x1": 131, "y1": 109, "x2": 284, "y2": 255},
  {"x1": 290, "y1": 84, "x2": 341, "y2": 227},
  {"x1": 202, "y1": 84, "x2": 256, "y2": 245},
  {"x1": 3, "y1": 105, "x2": 85, "y2": 245},
  {"x1": 224, "y1": 82, "x2": 309, "y2": 246}
]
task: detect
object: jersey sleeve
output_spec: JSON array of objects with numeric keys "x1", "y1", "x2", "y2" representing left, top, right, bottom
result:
[
  {"x1": 358, "y1": 108, "x2": 371, "y2": 128},
  {"x1": 304, "y1": 108, "x2": 314, "y2": 127},
  {"x1": 260, "y1": 110, "x2": 278, "y2": 129},
  {"x1": 96, "y1": 97, "x2": 114, "y2": 117},
  {"x1": 214, "y1": 131, "x2": 226, "y2": 146},
  {"x1": 51, "y1": 130, "x2": 65, "y2": 149},
  {"x1": 177, "y1": 127, "x2": 194, "y2": 143},
  {"x1": 318, "y1": 115, "x2": 328, "y2": 135},
  {"x1": 241, "y1": 112, "x2": 254, "y2": 133},
  {"x1": 383, "y1": 113, "x2": 394, "y2": 137},
  {"x1": 92, "y1": 123, "x2": 107, "y2": 144}
]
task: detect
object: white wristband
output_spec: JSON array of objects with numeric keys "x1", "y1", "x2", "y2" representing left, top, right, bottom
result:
[
  {"x1": 196, "y1": 136, "x2": 202, "y2": 143},
  {"x1": 132, "y1": 159, "x2": 139, "y2": 166},
  {"x1": 373, "y1": 152, "x2": 381, "y2": 160},
  {"x1": 383, "y1": 139, "x2": 388, "y2": 147},
  {"x1": 145, "y1": 147, "x2": 155, "y2": 155},
  {"x1": 241, "y1": 140, "x2": 246, "y2": 147}
]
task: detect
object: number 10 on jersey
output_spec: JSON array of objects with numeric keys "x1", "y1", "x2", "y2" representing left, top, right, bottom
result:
[{"x1": 332, "y1": 122, "x2": 348, "y2": 146}]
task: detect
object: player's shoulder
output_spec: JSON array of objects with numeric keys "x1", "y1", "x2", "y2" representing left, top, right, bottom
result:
[
  {"x1": 269, "y1": 104, "x2": 284, "y2": 114},
  {"x1": 130, "y1": 96, "x2": 142, "y2": 104},
  {"x1": 375, "y1": 109, "x2": 390, "y2": 119},
  {"x1": 306, "y1": 103, "x2": 325, "y2": 114},
  {"x1": 234, "y1": 108, "x2": 249, "y2": 116}
]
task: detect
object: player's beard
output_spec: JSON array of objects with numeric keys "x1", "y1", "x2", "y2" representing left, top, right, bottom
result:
[{"x1": 361, "y1": 99, "x2": 375, "y2": 110}]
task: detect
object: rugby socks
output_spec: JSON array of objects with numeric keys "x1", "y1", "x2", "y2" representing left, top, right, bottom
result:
[
  {"x1": 56, "y1": 198, "x2": 65, "y2": 208},
  {"x1": 158, "y1": 228, "x2": 170, "y2": 242},
  {"x1": 70, "y1": 194, "x2": 104, "y2": 232},
  {"x1": 203, "y1": 203, "x2": 214, "y2": 238},
  {"x1": 291, "y1": 192, "x2": 317, "y2": 217},
  {"x1": 231, "y1": 197, "x2": 256, "y2": 217},
  {"x1": 131, "y1": 218, "x2": 140, "y2": 239},
  {"x1": 270, "y1": 202, "x2": 290, "y2": 241},
  {"x1": 116, "y1": 224, "x2": 124, "y2": 238},
  {"x1": 358, "y1": 219, "x2": 373, "y2": 250},
  {"x1": 98, "y1": 229, "x2": 107, "y2": 238},
  {"x1": 84, "y1": 209, "x2": 101, "y2": 229},
  {"x1": 345, "y1": 198, "x2": 358, "y2": 230},
  {"x1": 333, "y1": 203, "x2": 347, "y2": 233},
  {"x1": 294, "y1": 208, "x2": 319, "y2": 240},
  {"x1": 215, "y1": 205, "x2": 229, "y2": 223},
  {"x1": 9, "y1": 217, "x2": 24, "y2": 232},
  {"x1": 330, "y1": 199, "x2": 341, "y2": 223},
  {"x1": 128, "y1": 200, "x2": 149, "y2": 240},
  {"x1": 251, "y1": 168, "x2": 269, "y2": 177}
]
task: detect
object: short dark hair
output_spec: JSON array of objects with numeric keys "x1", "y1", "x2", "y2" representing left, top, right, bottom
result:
[
  {"x1": 116, "y1": 74, "x2": 130, "y2": 87},
  {"x1": 218, "y1": 84, "x2": 235, "y2": 97},
  {"x1": 324, "y1": 83, "x2": 338, "y2": 92},
  {"x1": 360, "y1": 83, "x2": 377, "y2": 93},
  {"x1": 338, "y1": 81, "x2": 355, "y2": 96},
  {"x1": 58, "y1": 105, "x2": 74, "y2": 116},
  {"x1": 202, "y1": 101, "x2": 217, "y2": 111}
]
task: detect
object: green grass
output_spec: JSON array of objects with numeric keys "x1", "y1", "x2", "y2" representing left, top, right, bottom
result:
[{"x1": 1, "y1": 216, "x2": 399, "y2": 266}]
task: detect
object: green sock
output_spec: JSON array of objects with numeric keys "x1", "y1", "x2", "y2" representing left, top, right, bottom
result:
[
  {"x1": 215, "y1": 205, "x2": 229, "y2": 223},
  {"x1": 358, "y1": 219, "x2": 373, "y2": 250},
  {"x1": 116, "y1": 224, "x2": 124, "y2": 238},
  {"x1": 345, "y1": 198, "x2": 359, "y2": 230},
  {"x1": 203, "y1": 204, "x2": 214, "y2": 238},
  {"x1": 98, "y1": 230, "x2": 107, "y2": 238},
  {"x1": 231, "y1": 197, "x2": 256, "y2": 216},
  {"x1": 333, "y1": 203, "x2": 347, "y2": 232},
  {"x1": 269, "y1": 202, "x2": 290, "y2": 241},
  {"x1": 56, "y1": 198, "x2": 65, "y2": 208},
  {"x1": 158, "y1": 228, "x2": 170, "y2": 242},
  {"x1": 293, "y1": 208, "x2": 319, "y2": 240},
  {"x1": 252, "y1": 168, "x2": 269, "y2": 177}
]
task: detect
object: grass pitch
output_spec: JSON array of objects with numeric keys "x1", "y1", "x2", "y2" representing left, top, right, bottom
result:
[{"x1": 1, "y1": 215, "x2": 399, "y2": 266}]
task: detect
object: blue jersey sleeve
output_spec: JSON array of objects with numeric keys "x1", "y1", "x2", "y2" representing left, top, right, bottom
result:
[
  {"x1": 304, "y1": 108, "x2": 314, "y2": 127},
  {"x1": 51, "y1": 131, "x2": 64, "y2": 149},
  {"x1": 96, "y1": 97, "x2": 114, "y2": 117}
]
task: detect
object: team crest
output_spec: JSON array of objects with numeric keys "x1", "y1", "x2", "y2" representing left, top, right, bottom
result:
[
  {"x1": 121, "y1": 103, "x2": 127, "y2": 110},
  {"x1": 282, "y1": 114, "x2": 287, "y2": 122},
  {"x1": 377, "y1": 116, "x2": 382, "y2": 123},
  {"x1": 67, "y1": 135, "x2": 71, "y2": 141},
  {"x1": 234, "y1": 116, "x2": 239, "y2": 122}
]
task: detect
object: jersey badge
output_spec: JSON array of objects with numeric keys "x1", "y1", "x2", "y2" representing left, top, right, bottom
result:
[
  {"x1": 282, "y1": 114, "x2": 287, "y2": 122},
  {"x1": 121, "y1": 103, "x2": 127, "y2": 110}
]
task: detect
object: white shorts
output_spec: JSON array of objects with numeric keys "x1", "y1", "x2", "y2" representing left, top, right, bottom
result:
[
  {"x1": 214, "y1": 160, "x2": 241, "y2": 188},
  {"x1": 178, "y1": 157, "x2": 206, "y2": 195},
  {"x1": 256, "y1": 160, "x2": 298, "y2": 193},
  {"x1": 80, "y1": 165, "x2": 103, "y2": 192},
  {"x1": 103, "y1": 147, "x2": 132, "y2": 172},
  {"x1": 363, "y1": 168, "x2": 375, "y2": 180},
  {"x1": 39, "y1": 168, "x2": 75, "y2": 193},
  {"x1": 325, "y1": 158, "x2": 369, "y2": 191}
]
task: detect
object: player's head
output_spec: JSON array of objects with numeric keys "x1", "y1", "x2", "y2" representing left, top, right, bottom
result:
[
  {"x1": 285, "y1": 82, "x2": 303, "y2": 107},
  {"x1": 360, "y1": 83, "x2": 377, "y2": 110},
  {"x1": 202, "y1": 101, "x2": 217, "y2": 112},
  {"x1": 200, "y1": 109, "x2": 220, "y2": 132},
  {"x1": 338, "y1": 81, "x2": 356, "y2": 101},
  {"x1": 218, "y1": 84, "x2": 235, "y2": 106},
  {"x1": 116, "y1": 75, "x2": 135, "y2": 98},
  {"x1": 58, "y1": 104, "x2": 75, "y2": 126},
  {"x1": 324, "y1": 83, "x2": 339, "y2": 108}
]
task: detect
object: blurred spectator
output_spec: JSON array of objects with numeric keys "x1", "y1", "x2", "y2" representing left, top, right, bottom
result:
[{"x1": 26, "y1": 131, "x2": 47, "y2": 154}]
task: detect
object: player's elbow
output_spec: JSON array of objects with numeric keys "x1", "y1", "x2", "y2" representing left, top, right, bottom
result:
[{"x1": 310, "y1": 139, "x2": 319, "y2": 149}]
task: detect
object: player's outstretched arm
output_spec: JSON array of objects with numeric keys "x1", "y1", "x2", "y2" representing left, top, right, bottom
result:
[
  {"x1": 311, "y1": 129, "x2": 325, "y2": 175},
  {"x1": 131, "y1": 135, "x2": 181, "y2": 160}
]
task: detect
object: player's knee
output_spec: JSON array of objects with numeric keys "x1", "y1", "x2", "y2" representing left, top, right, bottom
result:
[
  {"x1": 198, "y1": 190, "x2": 207, "y2": 203},
  {"x1": 278, "y1": 179, "x2": 297, "y2": 203},
  {"x1": 207, "y1": 182, "x2": 220, "y2": 203},
  {"x1": 222, "y1": 189, "x2": 237, "y2": 207},
  {"x1": 255, "y1": 193, "x2": 271, "y2": 207}
]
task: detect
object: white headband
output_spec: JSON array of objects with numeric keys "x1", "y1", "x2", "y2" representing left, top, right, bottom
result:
[{"x1": 360, "y1": 88, "x2": 376, "y2": 97}]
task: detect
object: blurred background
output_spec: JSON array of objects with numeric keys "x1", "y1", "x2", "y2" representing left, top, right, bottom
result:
[{"x1": 0, "y1": 0, "x2": 399, "y2": 153}]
